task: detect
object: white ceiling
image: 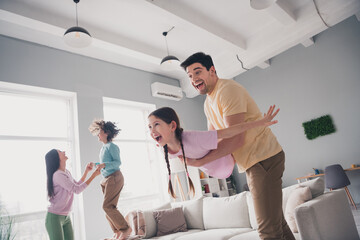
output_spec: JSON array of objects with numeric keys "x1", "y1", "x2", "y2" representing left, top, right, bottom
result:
[{"x1": 0, "y1": 0, "x2": 359, "y2": 98}]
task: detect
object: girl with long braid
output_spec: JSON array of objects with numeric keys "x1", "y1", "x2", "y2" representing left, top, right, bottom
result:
[{"x1": 148, "y1": 105, "x2": 279, "y2": 198}]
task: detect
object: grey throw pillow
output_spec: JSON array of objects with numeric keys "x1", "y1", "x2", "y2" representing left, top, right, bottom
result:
[
  {"x1": 153, "y1": 207, "x2": 187, "y2": 236},
  {"x1": 299, "y1": 177, "x2": 325, "y2": 198}
]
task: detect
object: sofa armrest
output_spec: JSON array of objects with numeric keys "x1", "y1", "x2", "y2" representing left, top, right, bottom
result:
[{"x1": 294, "y1": 189, "x2": 359, "y2": 240}]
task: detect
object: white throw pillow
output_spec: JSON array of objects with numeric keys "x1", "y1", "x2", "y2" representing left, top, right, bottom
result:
[
  {"x1": 171, "y1": 196, "x2": 204, "y2": 229},
  {"x1": 143, "y1": 202, "x2": 172, "y2": 238},
  {"x1": 282, "y1": 184, "x2": 298, "y2": 212},
  {"x1": 285, "y1": 186, "x2": 312, "y2": 233},
  {"x1": 203, "y1": 192, "x2": 251, "y2": 229}
]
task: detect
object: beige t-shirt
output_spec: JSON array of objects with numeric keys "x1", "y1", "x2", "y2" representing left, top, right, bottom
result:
[{"x1": 204, "y1": 78, "x2": 282, "y2": 172}]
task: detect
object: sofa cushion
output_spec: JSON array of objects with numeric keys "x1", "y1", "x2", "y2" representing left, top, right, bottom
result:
[
  {"x1": 146, "y1": 229, "x2": 203, "y2": 240},
  {"x1": 171, "y1": 196, "x2": 204, "y2": 229},
  {"x1": 228, "y1": 230, "x2": 301, "y2": 240},
  {"x1": 299, "y1": 177, "x2": 324, "y2": 198},
  {"x1": 176, "y1": 228, "x2": 254, "y2": 240},
  {"x1": 143, "y1": 202, "x2": 172, "y2": 238},
  {"x1": 245, "y1": 191, "x2": 258, "y2": 230},
  {"x1": 153, "y1": 207, "x2": 187, "y2": 236},
  {"x1": 282, "y1": 177, "x2": 324, "y2": 212},
  {"x1": 203, "y1": 192, "x2": 250, "y2": 229},
  {"x1": 282, "y1": 185, "x2": 298, "y2": 212},
  {"x1": 285, "y1": 186, "x2": 312, "y2": 233}
]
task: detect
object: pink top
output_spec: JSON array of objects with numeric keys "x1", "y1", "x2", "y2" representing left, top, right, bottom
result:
[
  {"x1": 168, "y1": 130, "x2": 235, "y2": 179},
  {"x1": 47, "y1": 169, "x2": 88, "y2": 216}
]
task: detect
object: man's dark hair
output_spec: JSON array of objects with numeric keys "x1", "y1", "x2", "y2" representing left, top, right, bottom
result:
[{"x1": 180, "y1": 52, "x2": 214, "y2": 71}]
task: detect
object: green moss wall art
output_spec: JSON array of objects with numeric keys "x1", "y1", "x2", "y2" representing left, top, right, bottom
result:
[{"x1": 302, "y1": 115, "x2": 336, "y2": 140}]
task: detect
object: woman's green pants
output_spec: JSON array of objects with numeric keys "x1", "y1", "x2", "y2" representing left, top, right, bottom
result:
[{"x1": 45, "y1": 212, "x2": 74, "y2": 240}]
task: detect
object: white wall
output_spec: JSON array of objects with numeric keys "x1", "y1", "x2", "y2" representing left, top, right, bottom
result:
[
  {"x1": 0, "y1": 35, "x2": 206, "y2": 239},
  {"x1": 233, "y1": 16, "x2": 360, "y2": 203}
]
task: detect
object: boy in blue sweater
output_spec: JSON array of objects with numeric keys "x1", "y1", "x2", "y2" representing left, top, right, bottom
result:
[{"x1": 89, "y1": 120, "x2": 131, "y2": 240}]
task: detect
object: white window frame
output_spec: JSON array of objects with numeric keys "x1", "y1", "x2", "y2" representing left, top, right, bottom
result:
[
  {"x1": 0, "y1": 81, "x2": 85, "y2": 240},
  {"x1": 103, "y1": 97, "x2": 170, "y2": 211}
]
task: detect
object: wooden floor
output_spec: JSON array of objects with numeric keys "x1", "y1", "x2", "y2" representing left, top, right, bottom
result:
[{"x1": 353, "y1": 204, "x2": 360, "y2": 235}]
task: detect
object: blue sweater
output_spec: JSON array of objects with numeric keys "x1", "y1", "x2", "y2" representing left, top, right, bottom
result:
[{"x1": 99, "y1": 142, "x2": 121, "y2": 177}]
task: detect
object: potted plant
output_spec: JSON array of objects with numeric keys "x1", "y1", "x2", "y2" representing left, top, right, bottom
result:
[{"x1": 0, "y1": 202, "x2": 16, "y2": 240}]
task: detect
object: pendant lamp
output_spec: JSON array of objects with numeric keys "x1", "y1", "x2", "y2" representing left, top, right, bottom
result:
[
  {"x1": 64, "y1": 0, "x2": 92, "y2": 48},
  {"x1": 160, "y1": 27, "x2": 180, "y2": 71},
  {"x1": 250, "y1": 0, "x2": 276, "y2": 10}
]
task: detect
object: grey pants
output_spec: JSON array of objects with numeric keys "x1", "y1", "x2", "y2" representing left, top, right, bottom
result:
[{"x1": 246, "y1": 151, "x2": 295, "y2": 240}]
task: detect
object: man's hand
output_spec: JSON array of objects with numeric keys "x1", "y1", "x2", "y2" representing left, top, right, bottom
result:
[
  {"x1": 261, "y1": 105, "x2": 280, "y2": 127},
  {"x1": 179, "y1": 156, "x2": 203, "y2": 167}
]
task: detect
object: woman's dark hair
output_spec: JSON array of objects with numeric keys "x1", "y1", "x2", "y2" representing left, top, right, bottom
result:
[
  {"x1": 45, "y1": 149, "x2": 60, "y2": 198},
  {"x1": 180, "y1": 52, "x2": 214, "y2": 71},
  {"x1": 89, "y1": 120, "x2": 120, "y2": 142},
  {"x1": 149, "y1": 107, "x2": 195, "y2": 198}
]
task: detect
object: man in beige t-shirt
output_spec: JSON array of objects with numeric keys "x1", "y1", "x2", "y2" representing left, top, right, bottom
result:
[{"x1": 181, "y1": 52, "x2": 295, "y2": 240}]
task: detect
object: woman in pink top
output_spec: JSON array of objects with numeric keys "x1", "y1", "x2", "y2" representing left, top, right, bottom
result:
[
  {"x1": 45, "y1": 149, "x2": 101, "y2": 240},
  {"x1": 147, "y1": 105, "x2": 279, "y2": 198}
]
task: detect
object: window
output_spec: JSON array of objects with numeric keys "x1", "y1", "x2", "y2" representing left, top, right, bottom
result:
[
  {"x1": 0, "y1": 82, "x2": 82, "y2": 239},
  {"x1": 103, "y1": 98, "x2": 169, "y2": 212}
]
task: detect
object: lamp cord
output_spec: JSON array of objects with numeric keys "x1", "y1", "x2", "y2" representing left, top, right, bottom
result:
[
  {"x1": 313, "y1": 0, "x2": 331, "y2": 28},
  {"x1": 75, "y1": 3, "x2": 78, "y2": 26},
  {"x1": 163, "y1": 26, "x2": 175, "y2": 56},
  {"x1": 164, "y1": 35, "x2": 170, "y2": 55},
  {"x1": 236, "y1": 55, "x2": 249, "y2": 71}
]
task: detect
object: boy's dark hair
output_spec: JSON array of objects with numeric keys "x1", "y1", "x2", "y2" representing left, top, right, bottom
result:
[
  {"x1": 149, "y1": 107, "x2": 195, "y2": 198},
  {"x1": 180, "y1": 52, "x2": 214, "y2": 71}
]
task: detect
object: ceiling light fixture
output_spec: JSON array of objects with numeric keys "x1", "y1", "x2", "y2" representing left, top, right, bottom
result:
[
  {"x1": 160, "y1": 26, "x2": 180, "y2": 71},
  {"x1": 64, "y1": 0, "x2": 92, "y2": 48},
  {"x1": 250, "y1": 0, "x2": 277, "y2": 10}
]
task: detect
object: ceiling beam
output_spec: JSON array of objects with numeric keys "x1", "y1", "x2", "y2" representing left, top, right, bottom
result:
[
  {"x1": 145, "y1": 0, "x2": 246, "y2": 50},
  {"x1": 257, "y1": 60, "x2": 271, "y2": 69},
  {"x1": 301, "y1": 37, "x2": 315, "y2": 47},
  {"x1": 266, "y1": 1, "x2": 296, "y2": 24}
]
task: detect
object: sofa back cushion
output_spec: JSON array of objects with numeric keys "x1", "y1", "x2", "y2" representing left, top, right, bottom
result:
[
  {"x1": 143, "y1": 202, "x2": 172, "y2": 238},
  {"x1": 299, "y1": 177, "x2": 324, "y2": 198},
  {"x1": 246, "y1": 177, "x2": 325, "y2": 230},
  {"x1": 203, "y1": 192, "x2": 251, "y2": 229},
  {"x1": 282, "y1": 177, "x2": 324, "y2": 212},
  {"x1": 245, "y1": 191, "x2": 258, "y2": 229},
  {"x1": 171, "y1": 196, "x2": 204, "y2": 229},
  {"x1": 285, "y1": 186, "x2": 312, "y2": 233}
]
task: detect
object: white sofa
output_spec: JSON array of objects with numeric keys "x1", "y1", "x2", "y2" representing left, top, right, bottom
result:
[{"x1": 141, "y1": 178, "x2": 359, "y2": 240}]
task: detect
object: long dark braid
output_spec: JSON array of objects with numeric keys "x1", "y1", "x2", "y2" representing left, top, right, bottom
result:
[
  {"x1": 149, "y1": 107, "x2": 195, "y2": 198},
  {"x1": 164, "y1": 144, "x2": 176, "y2": 198},
  {"x1": 176, "y1": 128, "x2": 195, "y2": 197}
]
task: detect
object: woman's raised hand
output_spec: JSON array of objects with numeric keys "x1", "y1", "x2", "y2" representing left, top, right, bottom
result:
[{"x1": 86, "y1": 162, "x2": 94, "y2": 172}]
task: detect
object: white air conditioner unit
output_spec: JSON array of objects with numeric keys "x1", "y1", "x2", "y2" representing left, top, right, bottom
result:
[{"x1": 151, "y1": 82, "x2": 183, "y2": 101}]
